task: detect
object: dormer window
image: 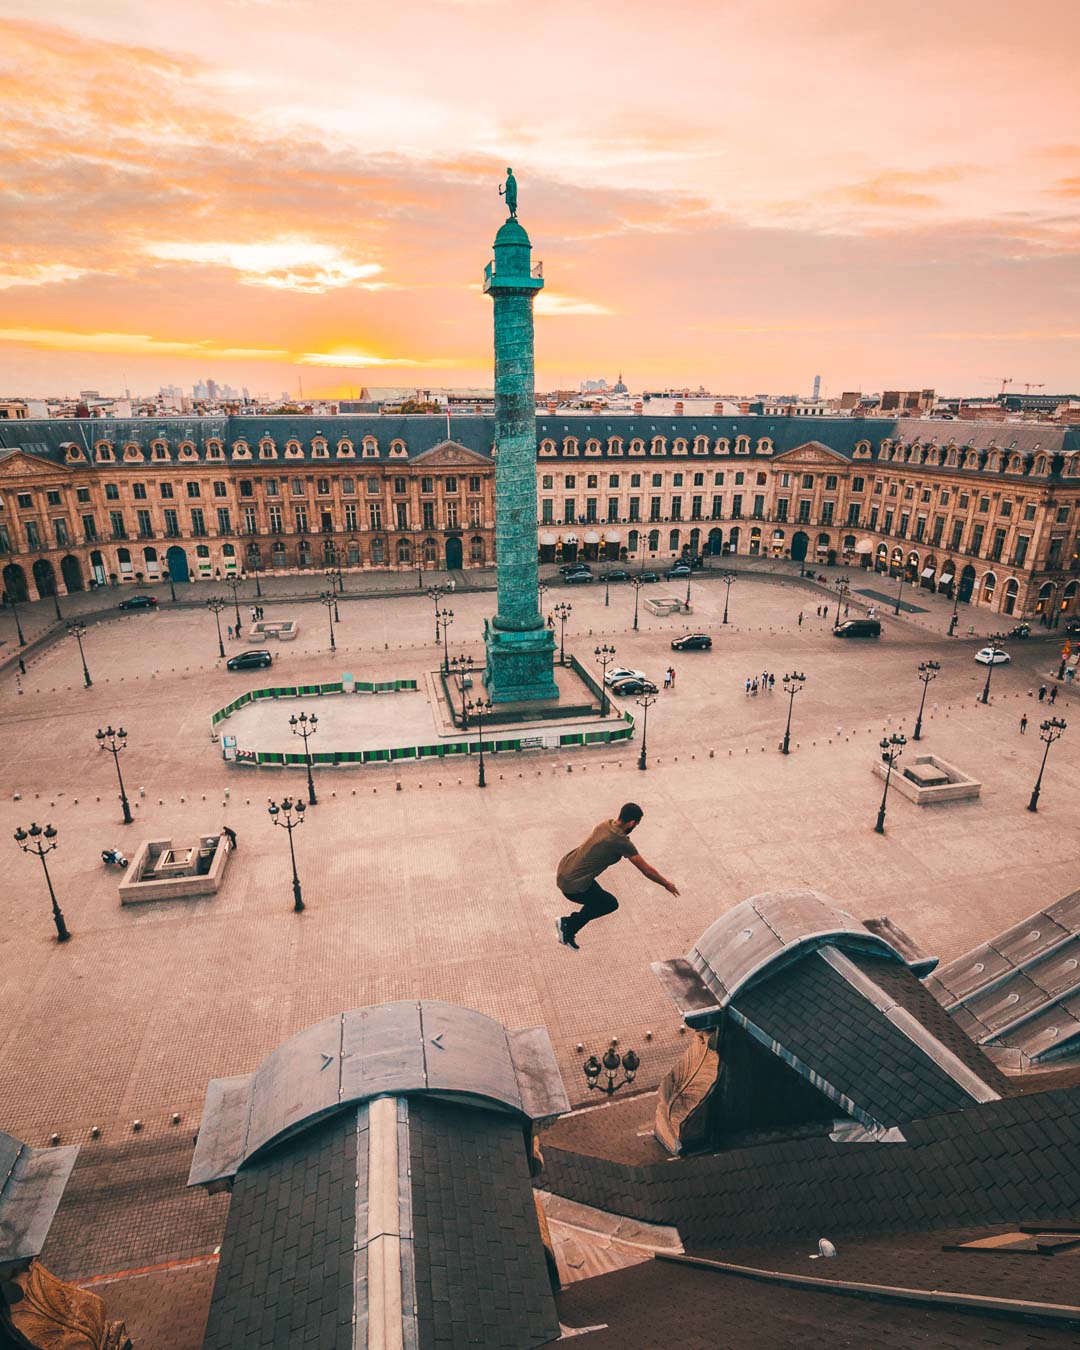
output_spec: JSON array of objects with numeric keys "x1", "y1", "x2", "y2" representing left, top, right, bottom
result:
[
  {"x1": 259, "y1": 439, "x2": 277, "y2": 459},
  {"x1": 540, "y1": 439, "x2": 556, "y2": 457},
  {"x1": 563, "y1": 437, "x2": 579, "y2": 456},
  {"x1": 586, "y1": 438, "x2": 601, "y2": 456},
  {"x1": 734, "y1": 436, "x2": 750, "y2": 455},
  {"x1": 311, "y1": 439, "x2": 328, "y2": 458},
  {"x1": 756, "y1": 438, "x2": 773, "y2": 455},
  {"x1": 232, "y1": 441, "x2": 251, "y2": 459},
  {"x1": 336, "y1": 439, "x2": 354, "y2": 457},
  {"x1": 94, "y1": 441, "x2": 115, "y2": 462},
  {"x1": 284, "y1": 439, "x2": 303, "y2": 458},
  {"x1": 607, "y1": 437, "x2": 623, "y2": 456},
  {"x1": 693, "y1": 436, "x2": 709, "y2": 455},
  {"x1": 672, "y1": 438, "x2": 688, "y2": 456},
  {"x1": 628, "y1": 439, "x2": 645, "y2": 456},
  {"x1": 362, "y1": 438, "x2": 379, "y2": 458},
  {"x1": 206, "y1": 440, "x2": 224, "y2": 460}
]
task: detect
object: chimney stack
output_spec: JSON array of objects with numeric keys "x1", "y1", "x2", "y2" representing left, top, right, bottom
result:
[
  {"x1": 714, "y1": 401, "x2": 724, "y2": 415},
  {"x1": 674, "y1": 400, "x2": 685, "y2": 416},
  {"x1": 633, "y1": 400, "x2": 643, "y2": 414}
]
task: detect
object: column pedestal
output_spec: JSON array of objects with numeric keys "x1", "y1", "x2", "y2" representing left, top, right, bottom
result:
[{"x1": 484, "y1": 619, "x2": 558, "y2": 703}]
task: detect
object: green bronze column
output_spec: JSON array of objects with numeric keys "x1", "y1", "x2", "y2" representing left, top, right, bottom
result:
[{"x1": 483, "y1": 170, "x2": 557, "y2": 702}]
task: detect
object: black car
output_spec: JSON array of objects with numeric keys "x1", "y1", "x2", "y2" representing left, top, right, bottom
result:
[
  {"x1": 565, "y1": 570, "x2": 594, "y2": 584},
  {"x1": 603, "y1": 569, "x2": 631, "y2": 582},
  {"x1": 560, "y1": 563, "x2": 591, "y2": 577},
  {"x1": 118, "y1": 594, "x2": 158, "y2": 610},
  {"x1": 1065, "y1": 618, "x2": 1080, "y2": 636},
  {"x1": 609, "y1": 676, "x2": 658, "y2": 696},
  {"x1": 666, "y1": 564, "x2": 691, "y2": 579},
  {"x1": 671, "y1": 633, "x2": 712, "y2": 651},
  {"x1": 227, "y1": 649, "x2": 273, "y2": 671},
  {"x1": 638, "y1": 571, "x2": 660, "y2": 583}
]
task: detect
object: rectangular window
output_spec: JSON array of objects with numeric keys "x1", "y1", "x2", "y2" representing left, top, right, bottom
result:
[
  {"x1": 780, "y1": 472, "x2": 791, "y2": 488},
  {"x1": 802, "y1": 474, "x2": 813, "y2": 490},
  {"x1": 732, "y1": 494, "x2": 743, "y2": 519},
  {"x1": 693, "y1": 472, "x2": 704, "y2": 487},
  {"x1": 671, "y1": 496, "x2": 682, "y2": 520},
  {"x1": 607, "y1": 474, "x2": 620, "y2": 489},
  {"x1": 713, "y1": 472, "x2": 724, "y2": 486},
  {"x1": 752, "y1": 494, "x2": 764, "y2": 519},
  {"x1": 469, "y1": 500, "x2": 481, "y2": 528},
  {"x1": 393, "y1": 477, "x2": 407, "y2": 495},
  {"x1": 888, "y1": 482, "x2": 898, "y2": 497},
  {"x1": 931, "y1": 516, "x2": 944, "y2": 546},
  {"x1": 541, "y1": 499, "x2": 554, "y2": 524},
  {"x1": 903, "y1": 485, "x2": 914, "y2": 501},
  {"x1": 109, "y1": 510, "x2": 126, "y2": 539},
  {"x1": 422, "y1": 502, "x2": 435, "y2": 529},
  {"x1": 1000, "y1": 500, "x2": 1012, "y2": 517},
  {"x1": 265, "y1": 478, "x2": 280, "y2": 497},
  {"x1": 422, "y1": 477, "x2": 434, "y2": 494},
  {"x1": 673, "y1": 472, "x2": 684, "y2": 487},
  {"x1": 846, "y1": 502, "x2": 860, "y2": 526},
  {"x1": 243, "y1": 506, "x2": 257, "y2": 534},
  {"x1": 884, "y1": 509, "x2": 894, "y2": 535},
  {"x1": 914, "y1": 515, "x2": 926, "y2": 542},
  {"x1": 105, "y1": 483, "x2": 119, "y2": 501},
  {"x1": 711, "y1": 495, "x2": 722, "y2": 519},
  {"x1": 160, "y1": 482, "x2": 174, "y2": 499},
  {"x1": 958, "y1": 492, "x2": 969, "y2": 510},
  {"x1": 978, "y1": 496, "x2": 990, "y2": 513},
  {"x1": 1048, "y1": 536, "x2": 1064, "y2": 568},
  {"x1": 821, "y1": 501, "x2": 834, "y2": 525},
  {"x1": 291, "y1": 478, "x2": 305, "y2": 497},
  {"x1": 53, "y1": 518, "x2": 69, "y2": 545},
  {"x1": 797, "y1": 500, "x2": 810, "y2": 523},
  {"x1": 344, "y1": 503, "x2": 358, "y2": 530},
  {"x1": 295, "y1": 506, "x2": 308, "y2": 533},
  {"x1": 213, "y1": 480, "x2": 227, "y2": 498},
  {"x1": 395, "y1": 502, "x2": 408, "y2": 530},
  {"x1": 650, "y1": 496, "x2": 662, "y2": 521},
  {"x1": 317, "y1": 478, "x2": 331, "y2": 496},
  {"x1": 132, "y1": 483, "x2": 147, "y2": 500},
  {"x1": 651, "y1": 473, "x2": 662, "y2": 488},
  {"x1": 542, "y1": 475, "x2": 553, "y2": 490},
  {"x1": 369, "y1": 503, "x2": 382, "y2": 530},
  {"x1": 899, "y1": 511, "x2": 910, "y2": 537},
  {"x1": 77, "y1": 487, "x2": 91, "y2": 503},
  {"x1": 1014, "y1": 535, "x2": 1029, "y2": 566},
  {"x1": 950, "y1": 519, "x2": 963, "y2": 551},
  {"x1": 825, "y1": 475, "x2": 838, "y2": 491},
  {"x1": 25, "y1": 520, "x2": 40, "y2": 549},
  {"x1": 446, "y1": 501, "x2": 459, "y2": 528},
  {"x1": 585, "y1": 498, "x2": 598, "y2": 523},
  {"x1": 629, "y1": 497, "x2": 641, "y2": 521},
  {"x1": 565, "y1": 499, "x2": 576, "y2": 524},
  {"x1": 164, "y1": 509, "x2": 179, "y2": 537},
  {"x1": 734, "y1": 471, "x2": 745, "y2": 486},
  {"x1": 851, "y1": 477, "x2": 865, "y2": 493},
  {"x1": 868, "y1": 505, "x2": 879, "y2": 530},
  {"x1": 46, "y1": 489, "x2": 61, "y2": 507},
  {"x1": 971, "y1": 522, "x2": 985, "y2": 555},
  {"x1": 137, "y1": 509, "x2": 153, "y2": 538},
  {"x1": 691, "y1": 496, "x2": 703, "y2": 520},
  {"x1": 239, "y1": 479, "x2": 254, "y2": 498},
  {"x1": 775, "y1": 499, "x2": 788, "y2": 522},
  {"x1": 186, "y1": 481, "x2": 200, "y2": 498},
  {"x1": 190, "y1": 508, "x2": 206, "y2": 536},
  {"x1": 990, "y1": 527, "x2": 1006, "y2": 561},
  {"x1": 217, "y1": 507, "x2": 232, "y2": 535},
  {"x1": 1057, "y1": 506, "x2": 1071, "y2": 524},
  {"x1": 445, "y1": 476, "x2": 458, "y2": 495},
  {"x1": 342, "y1": 477, "x2": 355, "y2": 495},
  {"x1": 631, "y1": 473, "x2": 642, "y2": 488},
  {"x1": 0, "y1": 524, "x2": 10, "y2": 552},
  {"x1": 607, "y1": 497, "x2": 619, "y2": 522},
  {"x1": 939, "y1": 490, "x2": 950, "y2": 505},
  {"x1": 83, "y1": 514, "x2": 98, "y2": 541},
  {"x1": 1023, "y1": 503, "x2": 1036, "y2": 521},
  {"x1": 921, "y1": 489, "x2": 931, "y2": 504},
  {"x1": 468, "y1": 475, "x2": 481, "y2": 493},
  {"x1": 565, "y1": 475, "x2": 577, "y2": 489}
]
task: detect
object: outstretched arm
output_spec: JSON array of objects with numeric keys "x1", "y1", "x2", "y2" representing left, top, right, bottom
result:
[{"x1": 629, "y1": 853, "x2": 680, "y2": 896}]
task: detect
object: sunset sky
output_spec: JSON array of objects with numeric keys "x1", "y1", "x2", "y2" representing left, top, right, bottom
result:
[{"x1": 1, "y1": 0, "x2": 1078, "y2": 399}]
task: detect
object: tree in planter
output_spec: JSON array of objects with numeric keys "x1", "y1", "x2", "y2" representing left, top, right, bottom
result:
[
  {"x1": 135, "y1": 572, "x2": 144, "y2": 583},
  {"x1": 109, "y1": 573, "x2": 119, "y2": 586}
]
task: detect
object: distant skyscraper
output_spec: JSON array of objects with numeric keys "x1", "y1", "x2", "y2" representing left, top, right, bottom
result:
[
  {"x1": 812, "y1": 374, "x2": 821, "y2": 401},
  {"x1": 207, "y1": 378, "x2": 219, "y2": 401}
]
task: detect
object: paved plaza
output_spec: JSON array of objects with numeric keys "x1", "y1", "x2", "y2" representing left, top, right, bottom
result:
[{"x1": 1, "y1": 566, "x2": 1077, "y2": 1342}]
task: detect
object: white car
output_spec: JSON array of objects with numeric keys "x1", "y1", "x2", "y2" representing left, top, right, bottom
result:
[
  {"x1": 974, "y1": 647, "x2": 1010, "y2": 666},
  {"x1": 604, "y1": 666, "x2": 647, "y2": 687}
]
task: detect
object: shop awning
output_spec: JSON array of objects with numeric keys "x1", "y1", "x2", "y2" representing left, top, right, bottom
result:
[
  {"x1": 540, "y1": 532, "x2": 557, "y2": 546},
  {"x1": 583, "y1": 531, "x2": 601, "y2": 544},
  {"x1": 604, "y1": 530, "x2": 621, "y2": 542},
  {"x1": 921, "y1": 567, "x2": 935, "y2": 578},
  {"x1": 939, "y1": 573, "x2": 954, "y2": 584}
]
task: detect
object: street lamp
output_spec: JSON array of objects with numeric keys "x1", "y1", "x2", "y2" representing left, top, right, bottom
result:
[
  {"x1": 630, "y1": 576, "x2": 643, "y2": 632},
  {"x1": 595, "y1": 644, "x2": 616, "y2": 717},
  {"x1": 13, "y1": 822, "x2": 70, "y2": 941},
  {"x1": 583, "y1": 1047, "x2": 640, "y2": 1096},
  {"x1": 165, "y1": 564, "x2": 177, "y2": 604},
  {"x1": 684, "y1": 566, "x2": 693, "y2": 609},
  {"x1": 436, "y1": 605, "x2": 454, "y2": 673},
  {"x1": 267, "y1": 796, "x2": 306, "y2": 911},
  {"x1": 49, "y1": 584, "x2": 63, "y2": 623},
  {"x1": 319, "y1": 590, "x2": 337, "y2": 651},
  {"x1": 289, "y1": 710, "x2": 319, "y2": 805},
  {"x1": 603, "y1": 570, "x2": 611, "y2": 607},
  {"x1": 427, "y1": 586, "x2": 445, "y2": 642},
  {"x1": 96, "y1": 725, "x2": 133, "y2": 825},
  {"x1": 247, "y1": 548, "x2": 263, "y2": 598},
  {"x1": 324, "y1": 569, "x2": 342, "y2": 619},
  {"x1": 1028, "y1": 717, "x2": 1067, "y2": 813},
  {"x1": 979, "y1": 633, "x2": 1008, "y2": 705},
  {"x1": 67, "y1": 620, "x2": 92, "y2": 688},
  {"x1": 720, "y1": 571, "x2": 735, "y2": 625},
  {"x1": 554, "y1": 601, "x2": 572, "y2": 665},
  {"x1": 780, "y1": 671, "x2": 806, "y2": 755},
  {"x1": 636, "y1": 690, "x2": 656, "y2": 771},
  {"x1": 207, "y1": 596, "x2": 227, "y2": 659},
  {"x1": 833, "y1": 575, "x2": 850, "y2": 631},
  {"x1": 875, "y1": 733, "x2": 907, "y2": 834},
  {"x1": 912, "y1": 659, "x2": 941, "y2": 740},
  {"x1": 222, "y1": 571, "x2": 243, "y2": 630},
  {"x1": 3, "y1": 589, "x2": 26, "y2": 646},
  {"x1": 893, "y1": 565, "x2": 907, "y2": 615},
  {"x1": 466, "y1": 694, "x2": 493, "y2": 787},
  {"x1": 447, "y1": 653, "x2": 471, "y2": 726}
]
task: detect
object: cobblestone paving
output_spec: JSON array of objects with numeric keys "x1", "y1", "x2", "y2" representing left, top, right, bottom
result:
[{"x1": 1, "y1": 569, "x2": 1077, "y2": 1307}]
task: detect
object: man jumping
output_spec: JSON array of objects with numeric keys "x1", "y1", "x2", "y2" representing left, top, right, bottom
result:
[{"x1": 555, "y1": 802, "x2": 679, "y2": 950}]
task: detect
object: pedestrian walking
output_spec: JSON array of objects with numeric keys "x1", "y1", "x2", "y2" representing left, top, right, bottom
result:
[
  {"x1": 816, "y1": 605, "x2": 821, "y2": 617},
  {"x1": 236, "y1": 621, "x2": 242, "y2": 640},
  {"x1": 669, "y1": 666, "x2": 676, "y2": 688},
  {"x1": 761, "y1": 670, "x2": 768, "y2": 690},
  {"x1": 1049, "y1": 686, "x2": 1058, "y2": 705},
  {"x1": 227, "y1": 623, "x2": 233, "y2": 640},
  {"x1": 250, "y1": 605, "x2": 257, "y2": 623},
  {"x1": 555, "y1": 802, "x2": 679, "y2": 950},
  {"x1": 798, "y1": 612, "x2": 803, "y2": 627},
  {"x1": 844, "y1": 603, "x2": 850, "y2": 617},
  {"x1": 547, "y1": 612, "x2": 555, "y2": 629},
  {"x1": 823, "y1": 606, "x2": 829, "y2": 621},
  {"x1": 768, "y1": 673, "x2": 775, "y2": 691},
  {"x1": 221, "y1": 824, "x2": 238, "y2": 850},
  {"x1": 1038, "y1": 685, "x2": 1047, "y2": 702},
  {"x1": 745, "y1": 677, "x2": 751, "y2": 696},
  {"x1": 663, "y1": 668, "x2": 672, "y2": 690},
  {"x1": 751, "y1": 679, "x2": 758, "y2": 696},
  {"x1": 1020, "y1": 714, "x2": 1028, "y2": 734}
]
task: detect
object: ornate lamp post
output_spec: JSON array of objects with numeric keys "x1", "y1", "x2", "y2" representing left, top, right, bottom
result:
[
  {"x1": 427, "y1": 585, "x2": 445, "y2": 642},
  {"x1": 912, "y1": 659, "x2": 941, "y2": 740},
  {"x1": 289, "y1": 711, "x2": 319, "y2": 805},
  {"x1": 436, "y1": 605, "x2": 454, "y2": 673},
  {"x1": 720, "y1": 570, "x2": 735, "y2": 625},
  {"x1": 979, "y1": 633, "x2": 1008, "y2": 705},
  {"x1": 49, "y1": 584, "x2": 63, "y2": 623},
  {"x1": 630, "y1": 576, "x2": 643, "y2": 632},
  {"x1": 603, "y1": 570, "x2": 611, "y2": 607},
  {"x1": 3, "y1": 589, "x2": 26, "y2": 646},
  {"x1": 319, "y1": 590, "x2": 337, "y2": 651},
  {"x1": 554, "y1": 601, "x2": 572, "y2": 666},
  {"x1": 832, "y1": 575, "x2": 850, "y2": 631},
  {"x1": 893, "y1": 566, "x2": 907, "y2": 615},
  {"x1": 538, "y1": 580, "x2": 549, "y2": 617},
  {"x1": 636, "y1": 690, "x2": 656, "y2": 771},
  {"x1": 96, "y1": 726, "x2": 133, "y2": 825},
  {"x1": 447, "y1": 653, "x2": 472, "y2": 727},
  {"x1": 247, "y1": 547, "x2": 263, "y2": 598},
  {"x1": 780, "y1": 671, "x2": 806, "y2": 755},
  {"x1": 324, "y1": 569, "x2": 342, "y2": 618},
  {"x1": 207, "y1": 596, "x2": 227, "y2": 659},
  {"x1": 67, "y1": 620, "x2": 92, "y2": 687},
  {"x1": 466, "y1": 694, "x2": 493, "y2": 787},
  {"x1": 583, "y1": 1047, "x2": 640, "y2": 1096},
  {"x1": 222, "y1": 572, "x2": 243, "y2": 630},
  {"x1": 875, "y1": 733, "x2": 907, "y2": 834},
  {"x1": 595, "y1": 643, "x2": 616, "y2": 717},
  {"x1": 165, "y1": 565, "x2": 177, "y2": 604},
  {"x1": 1028, "y1": 717, "x2": 1067, "y2": 813},
  {"x1": 267, "y1": 796, "x2": 306, "y2": 911},
  {"x1": 13, "y1": 822, "x2": 69, "y2": 941},
  {"x1": 684, "y1": 567, "x2": 693, "y2": 609}
]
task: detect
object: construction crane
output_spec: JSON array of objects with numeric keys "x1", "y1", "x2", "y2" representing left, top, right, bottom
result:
[{"x1": 1020, "y1": 382, "x2": 1046, "y2": 395}]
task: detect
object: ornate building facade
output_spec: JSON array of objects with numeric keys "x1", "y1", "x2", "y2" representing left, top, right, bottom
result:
[{"x1": 1, "y1": 414, "x2": 1078, "y2": 622}]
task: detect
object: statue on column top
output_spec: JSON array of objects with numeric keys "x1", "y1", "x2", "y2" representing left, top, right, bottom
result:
[{"x1": 499, "y1": 167, "x2": 518, "y2": 220}]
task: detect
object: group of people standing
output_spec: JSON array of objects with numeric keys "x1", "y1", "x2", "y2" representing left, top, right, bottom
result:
[{"x1": 745, "y1": 672, "x2": 776, "y2": 696}]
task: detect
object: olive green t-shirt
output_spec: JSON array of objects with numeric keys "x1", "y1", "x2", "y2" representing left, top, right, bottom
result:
[{"x1": 557, "y1": 819, "x2": 639, "y2": 896}]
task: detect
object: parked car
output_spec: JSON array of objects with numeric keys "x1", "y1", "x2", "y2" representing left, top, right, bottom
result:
[
  {"x1": 609, "y1": 676, "x2": 658, "y2": 696},
  {"x1": 671, "y1": 633, "x2": 712, "y2": 651},
  {"x1": 834, "y1": 619, "x2": 881, "y2": 639},
  {"x1": 560, "y1": 562, "x2": 591, "y2": 577},
  {"x1": 227, "y1": 649, "x2": 273, "y2": 671},
  {"x1": 565, "y1": 571, "x2": 594, "y2": 584},
  {"x1": 1065, "y1": 618, "x2": 1080, "y2": 636},
  {"x1": 603, "y1": 569, "x2": 631, "y2": 582},
  {"x1": 638, "y1": 571, "x2": 660, "y2": 583},
  {"x1": 974, "y1": 647, "x2": 1010, "y2": 666},
  {"x1": 118, "y1": 594, "x2": 158, "y2": 610},
  {"x1": 605, "y1": 666, "x2": 647, "y2": 687},
  {"x1": 666, "y1": 564, "x2": 692, "y2": 579}
]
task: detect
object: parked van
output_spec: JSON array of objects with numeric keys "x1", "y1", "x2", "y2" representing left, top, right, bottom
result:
[{"x1": 834, "y1": 618, "x2": 881, "y2": 639}]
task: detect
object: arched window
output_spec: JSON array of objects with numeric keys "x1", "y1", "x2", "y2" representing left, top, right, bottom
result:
[
  {"x1": 397, "y1": 538, "x2": 412, "y2": 563},
  {"x1": 1003, "y1": 578, "x2": 1019, "y2": 616},
  {"x1": 371, "y1": 536, "x2": 385, "y2": 564},
  {"x1": 648, "y1": 528, "x2": 660, "y2": 551},
  {"x1": 271, "y1": 541, "x2": 286, "y2": 567},
  {"x1": 470, "y1": 536, "x2": 485, "y2": 562},
  {"x1": 627, "y1": 529, "x2": 639, "y2": 553},
  {"x1": 982, "y1": 571, "x2": 997, "y2": 603},
  {"x1": 669, "y1": 528, "x2": 680, "y2": 552}
]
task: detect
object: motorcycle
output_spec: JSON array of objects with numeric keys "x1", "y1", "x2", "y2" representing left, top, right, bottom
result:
[
  {"x1": 1008, "y1": 623, "x2": 1030, "y2": 639},
  {"x1": 102, "y1": 847, "x2": 129, "y2": 868}
]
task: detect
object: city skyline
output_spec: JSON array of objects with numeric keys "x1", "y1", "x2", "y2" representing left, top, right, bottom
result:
[{"x1": 1, "y1": 1, "x2": 1078, "y2": 397}]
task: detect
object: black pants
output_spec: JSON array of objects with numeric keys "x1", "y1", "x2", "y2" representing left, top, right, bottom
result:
[{"x1": 562, "y1": 881, "x2": 619, "y2": 938}]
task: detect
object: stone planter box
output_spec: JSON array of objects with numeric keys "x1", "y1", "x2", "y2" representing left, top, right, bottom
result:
[
  {"x1": 872, "y1": 753, "x2": 981, "y2": 805},
  {"x1": 119, "y1": 835, "x2": 231, "y2": 904},
  {"x1": 248, "y1": 620, "x2": 298, "y2": 641}
]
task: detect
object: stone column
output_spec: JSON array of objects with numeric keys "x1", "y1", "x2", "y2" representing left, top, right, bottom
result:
[{"x1": 483, "y1": 214, "x2": 557, "y2": 703}]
